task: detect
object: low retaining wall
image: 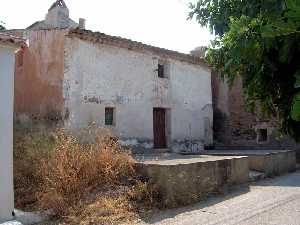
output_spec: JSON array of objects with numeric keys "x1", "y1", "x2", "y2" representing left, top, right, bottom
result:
[
  {"x1": 205, "y1": 150, "x2": 296, "y2": 177},
  {"x1": 248, "y1": 150, "x2": 296, "y2": 176},
  {"x1": 136, "y1": 155, "x2": 249, "y2": 208}
]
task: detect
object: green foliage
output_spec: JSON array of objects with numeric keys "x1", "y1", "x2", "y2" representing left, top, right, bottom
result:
[
  {"x1": 0, "y1": 21, "x2": 5, "y2": 30},
  {"x1": 190, "y1": 0, "x2": 300, "y2": 141}
]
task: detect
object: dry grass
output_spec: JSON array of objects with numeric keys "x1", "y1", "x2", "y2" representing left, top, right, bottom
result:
[
  {"x1": 14, "y1": 127, "x2": 56, "y2": 210},
  {"x1": 14, "y1": 125, "x2": 160, "y2": 225}
]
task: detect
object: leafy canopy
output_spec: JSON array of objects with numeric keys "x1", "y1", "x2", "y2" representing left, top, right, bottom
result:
[{"x1": 190, "y1": 0, "x2": 300, "y2": 141}]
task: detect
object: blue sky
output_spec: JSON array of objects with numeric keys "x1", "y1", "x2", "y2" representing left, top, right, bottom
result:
[{"x1": 1, "y1": 0, "x2": 214, "y2": 53}]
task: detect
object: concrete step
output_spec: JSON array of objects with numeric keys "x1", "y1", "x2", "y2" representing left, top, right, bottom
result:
[
  {"x1": 12, "y1": 209, "x2": 51, "y2": 225},
  {"x1": 249, "y1": 170, "x2": 266, "y2": 182}
]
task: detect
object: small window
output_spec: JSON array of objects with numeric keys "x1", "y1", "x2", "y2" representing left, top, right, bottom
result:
[
  {"x1": 257, "y1": 129, "x2": 268, "y2": 143},
  {"x1": 158, "y1": 64, "x2": 165, "y2": 78},
  {"x1": 105, "y1": 107, "x2": 115, "y2": 126}
]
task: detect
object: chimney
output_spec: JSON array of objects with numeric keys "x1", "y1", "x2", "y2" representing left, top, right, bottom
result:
[
  {"x1": 46, "y1": 0, "x2": 70, "y2": 28},
  {"x1": 79, "y1": 18, "x2": 86, "y2": 29}
]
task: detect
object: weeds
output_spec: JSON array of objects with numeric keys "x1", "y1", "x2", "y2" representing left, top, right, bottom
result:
[{"x1": 14, "y1": 125, "x2": 160, "y2": 224}]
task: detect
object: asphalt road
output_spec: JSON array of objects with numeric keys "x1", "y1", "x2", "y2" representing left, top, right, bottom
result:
[{"x1": 139, "y1": 170, "x2": 300, "y2": 225}]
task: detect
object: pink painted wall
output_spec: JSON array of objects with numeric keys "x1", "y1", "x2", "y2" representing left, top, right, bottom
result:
[{"x1": 14, "y1": 29, "x2": 68, "y2": 121}]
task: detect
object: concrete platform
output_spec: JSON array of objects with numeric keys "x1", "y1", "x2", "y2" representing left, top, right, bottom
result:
[
  {"x1": 204, "y1": 150, "x2": 296, "y2": 177},
  {"x1": 0, "y1": 222, "x2": 22, "y2": 225},
  {"x1": 136, "y1": 155, "x2": 249, "y2": 208}
]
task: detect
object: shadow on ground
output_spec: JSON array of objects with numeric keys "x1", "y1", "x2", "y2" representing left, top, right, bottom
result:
[
  {"x1": 139, "y1": 184, "x2": 250, "y2": 224},
  {"x1": 139, "y1": 170, "x2": 300, "y2": 224},
  {"x1": 252, "y1": 170, "x2": 300, "y2": 188}
]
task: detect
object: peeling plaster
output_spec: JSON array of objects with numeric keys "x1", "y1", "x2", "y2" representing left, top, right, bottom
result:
[{"x1": 63, "y1": 38, "x2": 213, "y2": 151}]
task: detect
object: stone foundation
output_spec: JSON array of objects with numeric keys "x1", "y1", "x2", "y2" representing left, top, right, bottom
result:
[{"x1": 120, "y1": 138, "x2": 205, "y2": 154}]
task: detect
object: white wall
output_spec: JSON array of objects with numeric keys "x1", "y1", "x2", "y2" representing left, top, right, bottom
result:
[
  {"x1": 64, "y1": 37, "x2": 212, "y2": 151},
  {"x1": 0, "y1": 45, "x2": 15, "y2": 222}
]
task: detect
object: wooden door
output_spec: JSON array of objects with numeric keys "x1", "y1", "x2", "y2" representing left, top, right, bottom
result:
[{"x1": 153, "y1": 108, "x2": 167, "y2": 148}]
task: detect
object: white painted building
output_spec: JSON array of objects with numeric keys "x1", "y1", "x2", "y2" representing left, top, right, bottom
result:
[
  {"x1": 0, "y1": 34, "x2": 24, "y2": 222},
  {"x1": 4, "y1": 0, "x2": 213, "y2": 153},
  {"x1": 64, "y1": 29, "x2": 213, "y2": 152}
]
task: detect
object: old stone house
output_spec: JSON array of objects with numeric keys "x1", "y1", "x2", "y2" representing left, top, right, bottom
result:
[
  {"x1": 211, "y1": 74, "x2": 283, "y2": 148},
  {"x1": 4, "y1": 0, "x2": 213, "y2": 152},
  {"x1": 191, "y1": 47, "x2": 297, "y2": 150}
]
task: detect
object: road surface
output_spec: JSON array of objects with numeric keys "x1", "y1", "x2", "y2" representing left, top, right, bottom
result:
[{"x1": 139, "y1": 170, "x2": 300, "y2": 225}]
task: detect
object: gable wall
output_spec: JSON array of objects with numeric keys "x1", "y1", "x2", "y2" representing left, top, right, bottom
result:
[{"x1": 14, "y1": 29, "x2": 67, "y2": 122}]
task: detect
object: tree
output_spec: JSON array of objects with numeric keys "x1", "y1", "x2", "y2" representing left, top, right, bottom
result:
[
  {"x1": 0, "y1": 21, "x2": 5, "y2": 30},
  {"x1": 189, "y1": 0, "x2": 300, "y2": 141}
]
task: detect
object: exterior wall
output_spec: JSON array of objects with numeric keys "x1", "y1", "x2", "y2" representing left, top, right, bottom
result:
[
  {"x1": 0, "y1": 45, "x2": 16, "y2": 222},
  {"x1": 227, "y1": 76, "x2": 258, "y2": 145},
  {"x1": 211, "y1": 70, "x2": 231, "y2": 144},
  {"x1": 212, "y1": 72, "x2": 297, "y2": 149},
  {"x1": 64, "y1": 37, "x2": 212, "y2": 152},
  {"x1": 14, "y1": 29, "x2": 67, "y2": 123}
]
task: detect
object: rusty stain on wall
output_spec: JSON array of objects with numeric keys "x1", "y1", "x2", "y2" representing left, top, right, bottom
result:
[{"x1": 14, "y1": 29, "x2": 68, "y2": 120}]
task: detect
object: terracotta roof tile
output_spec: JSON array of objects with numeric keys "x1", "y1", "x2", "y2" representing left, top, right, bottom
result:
[
  {"x1": 0, "y1": 33, "x2": 26, "y2": 47},
  {"x1": 68, "y1": 28, "x2": 207, "y2": 66}
]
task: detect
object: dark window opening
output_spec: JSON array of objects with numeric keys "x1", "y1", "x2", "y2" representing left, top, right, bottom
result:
[
  {"x1": 158, "y1": 64, "x2": 165, "y2": 78},
  {"x1": 257, "y1": 129, "x2": 268, "y2": 143},
  {"x1": 105, "y1": 107, "x2": 115, "y2": 126}
]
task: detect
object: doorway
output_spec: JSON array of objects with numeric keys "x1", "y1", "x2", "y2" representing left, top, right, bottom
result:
[{"x1": 153, "y1": 108, "x2": 167, "y2": 148}]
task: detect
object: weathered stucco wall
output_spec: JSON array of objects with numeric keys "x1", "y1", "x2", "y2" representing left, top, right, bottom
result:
[
  {"x1": 14, "y1": 29, "x2": 67, "y2": 122},
  {"x1": 64, "y1": 37, "x2": 212, "y2": 151},
  {"x1": 0, "y1": 45, "x2": 15, "y2": 222}
]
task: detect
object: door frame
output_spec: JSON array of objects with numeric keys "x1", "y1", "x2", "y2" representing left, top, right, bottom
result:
[{"x1": 153, "y1": 107, "x2": 170, "y2": 149}]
